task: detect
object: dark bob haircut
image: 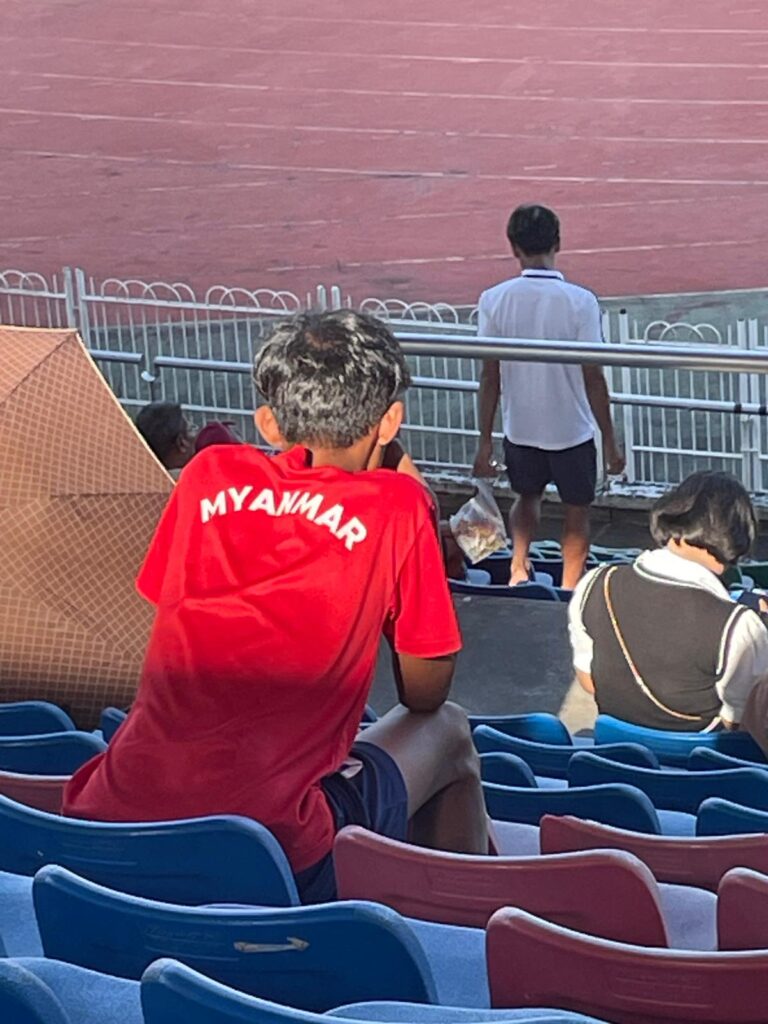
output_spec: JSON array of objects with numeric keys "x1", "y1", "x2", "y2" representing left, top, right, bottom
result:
[
  {"x1": 253, "y1": 309, "x2": 410, "y2": 449},
  {"x1": 506, "y1": 204, "x2": 560, "y2": 256},
  {"x1": 650, "y1": 470, "x2": 757, "y2": 567},
  {"x1": 135, "y1": 401, "x2": 186, "y2": 463}
]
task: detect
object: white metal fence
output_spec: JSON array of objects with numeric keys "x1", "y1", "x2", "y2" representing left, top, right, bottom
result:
[{"x1": 2, "y1": 267, "x2": 767, "y2": 490}]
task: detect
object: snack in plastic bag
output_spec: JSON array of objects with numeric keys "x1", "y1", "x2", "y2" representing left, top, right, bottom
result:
[{"x1": 449, "y1": 479, "x2": 508, "y2": 564}]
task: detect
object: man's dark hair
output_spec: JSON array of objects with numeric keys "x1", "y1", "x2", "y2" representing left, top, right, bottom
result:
[
  {"x1": 135, "y1": 401, "x2": 186, "y2": 464},
  {"x1": 253, "y1": 309, "x2": 410, "y2": 449},
  {"x1": 506, "y1": 204, "x2": 560, "y2": 255},
  {"x1": 650, "y1": 470, "x2": 757, "y2": 567}
]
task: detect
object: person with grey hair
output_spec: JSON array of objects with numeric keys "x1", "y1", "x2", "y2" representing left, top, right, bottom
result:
[{"x1": 64, "y1": 309, "x2": 487, "y2": 903}]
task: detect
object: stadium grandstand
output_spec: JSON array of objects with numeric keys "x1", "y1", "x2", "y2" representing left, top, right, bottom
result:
[{"x1": 1, "y1": 0, "x2": 768, "y2": 1021}]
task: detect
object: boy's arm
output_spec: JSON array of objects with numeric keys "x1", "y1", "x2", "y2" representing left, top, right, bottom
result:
[
  {"x1": 473, "y1": 359, "x2": 501, "y2": 477},
  {"x1": 388, "y1": 646, "x2": 456, "y2": 713},
  {"x1": 386, "y1": 510, "x2": 462, "y2": 711},
  {"x1": 577, "y1": 295, "x2": 625, "y2": 475},
  {"x1": 582, "y1": 365, "x2": 625, "y2": 475}
]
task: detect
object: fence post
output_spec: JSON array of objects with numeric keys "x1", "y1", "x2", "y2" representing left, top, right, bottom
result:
[
  {"x1": 616, "y1": 309, "x2": 637, "y2": 484},
  {"x1": 71, "y1": 268, "x2": 92, "y2": 346},
  {"x1": 748, "y1": 318, "x2": 764, "y2": 492},
  {"x1": 62, "y1": 267, "x2": 78, "y2": 328},
  {"x1": 735, "y1": 319, "x2": 758, "y2": 491}
]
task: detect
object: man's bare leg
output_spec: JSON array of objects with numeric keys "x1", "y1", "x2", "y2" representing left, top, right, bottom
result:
[
  {"x1": 510, "y1": 493, "x2": 541, "y2": 585},
  {"x1": 357, "y1": 702, "x2": 488, "y2": 855},
  {"x1": 561, "y1": 503, "x2": 591, "y2": 590}
]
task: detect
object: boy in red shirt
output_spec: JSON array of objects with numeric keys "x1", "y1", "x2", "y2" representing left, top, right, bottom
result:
[{"x1": 64, "y1": 309, "x2": 488, "y2": 901}]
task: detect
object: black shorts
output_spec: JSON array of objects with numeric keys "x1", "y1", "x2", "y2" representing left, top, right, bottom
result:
[
  {"x1": 293, "y1": 741, "x2": 408, "y2": 904},
  {"x1": 503, "y1": 437, "x2": 597, "y2": 507}
]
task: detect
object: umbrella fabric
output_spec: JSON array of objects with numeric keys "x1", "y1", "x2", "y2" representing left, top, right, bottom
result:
[{"x1": 0, "y1": 326, "x2": 173, "y2": 728}]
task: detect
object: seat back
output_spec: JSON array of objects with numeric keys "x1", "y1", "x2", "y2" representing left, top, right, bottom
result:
[
  {"x1": 688, "y1": 748, "x2": 768, "y2": 773},
  {"x1": 449, "y1": 579, "x2": 561, "y2": 601},
  {"x1": 487, "y1": 906, "x2": 768, "y2": 1023},
  {"x1": 0, "y1": 794, "x2": 298, "y2": 904},
  {"x1": 0, "y1": 732, "x2": 105, "y2": 774},
  {"x1": 334, "y1": 826, "x2": 669, "y2": 944},
  {"x1": 481, "y1": 752, "x2": 537, "y2": 788},
  {"x1": 540, "y1": 814, "x2": 768, "y2": 891},
  {"x1": 483, "y1": 781, "x2": 661, "y2": 833},
  {"x1": 594, "y1": 716, "x2": 766, "y2": 767},
  {"x1": 100, "y1": 707, "x2": 127, "y2": 743},
  {"x1": 568, "y1": 751, "x2": 768, "y2": 813},
  {"x1": 141, "y1": 960, "x2": 607, "y2": 1024},
  {"x1": 697, "y1": 798, "x2": 768, "y2": 837},
  {"x1": 475, "y1": 727, "x2": 657, "y2": 779},
  {"x1": 468, "y1": 713, "x2": 572, "y2": 746},
  {"x1": 34, "y1": 866, "x2": 437, "y2": 1011},
  {"x1": 0, "y1": 959, "x2": 71, "y2": 1024},
  {"x1": 718, "y1": 868, "x2": 768, "y2": 951},
  {"x1": 0, "y1": 701, "x2": 75, "y2": 737},
  {"x1": 0, "y1": 770, "x2": 67, "y2": 813}
]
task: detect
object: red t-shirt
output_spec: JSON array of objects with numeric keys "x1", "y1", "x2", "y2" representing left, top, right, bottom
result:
[{"x1": 63, "y1": 444, "x2": 461, "y2": 872}]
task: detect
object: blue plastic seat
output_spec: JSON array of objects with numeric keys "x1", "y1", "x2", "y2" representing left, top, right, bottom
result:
[
  {"x1": 100, "y1": 708, "x2": 127, "y2": 743},
  {"x1": 468, "y1": 714, "x2": 572, "y2": 746},
  {"x1": 475, "y1": 726, "x2": 658, "y2": 779},
  {"x1": 0, "y1": 958, "x2": 142, "y2": 1024},
  {"x1": 697, "y1": 799, "x2": 768, "y2": 836},
  {"x1": 568, "y1": 751, "x2": 768, "y2": 814},
  {"x1": 0, "y1": 732, "x2": 105, "y2": 775},
  {"x1": 482, "y1": 781, "x2": 664, "y2": 834},
  {"x1": 33, "y1": 867, "x2": 448, "y2": 1011},
  {"x1": 0, "y1": 702, "x2": 75, "y2": 737},
  {"x1": 481, "y1": 753, "x2": 537, "y2": 788},
  {"x1": 0, "y1": 794, "x2": 298, "y2": 905},
  {"x1": 141, "y1": 959, "x2": 606, "y2": 1024},
  {"x1": 332, "y1": 1006, "x2": 607, "y2": 1024},
  {"x1": 450, "y1": 580, "x2": 560, "y2": 602},
  {"x1": 594, "y1": 715, "x2": 766, "y2": 767},
  {"x1": 0, "y1": 869, "x2": 43, "y2": 956},
  {"x1": 688, "y1": 747, "x2": 768, "y2": 773}
]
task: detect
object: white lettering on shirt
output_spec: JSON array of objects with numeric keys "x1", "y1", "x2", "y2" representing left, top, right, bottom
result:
[
  {"x1": 228, "y1": 485, "x2": 253, "y2": 512},
  {"x1": 247, "y1": 488, "x2": 277, "y2": 516},
  {"x1": 290, "y1": 492, "x2": 323, "y2": 521},
  {"x1": 200, "y1": 491, "x2": 227, "y2": 523},
  {"x1": 199, "y1": 486, "x2": 368, "y2": 550},
  {"x1": 336, "y1": 516, "x2": 368, "y2": 551},
  {"x1": 313, "y1": 503, "x2": 344, "y2": 535}
]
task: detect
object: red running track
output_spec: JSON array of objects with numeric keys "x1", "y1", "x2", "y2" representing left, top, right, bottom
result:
[{"x1": 1, "y1": 0, "x2": 767, "y2": 303}]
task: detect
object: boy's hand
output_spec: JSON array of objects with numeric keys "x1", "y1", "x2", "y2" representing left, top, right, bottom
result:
[
  {"x1": 472, "y1": 439, "x2": 498, "y2": 478},
  {"x1": 604, "y1": 439, "x2": 626, "y2": 476}
]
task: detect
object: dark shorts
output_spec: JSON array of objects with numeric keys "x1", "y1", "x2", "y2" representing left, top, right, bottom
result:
[
  {"x1": 293, "y1": 740, "x2": 408, "y2": 904},
  {"x1": 504, "y1": 437, "x2": 597, "y2": 507}
]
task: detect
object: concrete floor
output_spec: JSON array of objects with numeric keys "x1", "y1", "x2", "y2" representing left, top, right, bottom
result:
[{"x1": 370, "y1": 596, "x2": 597, "y2": 735}]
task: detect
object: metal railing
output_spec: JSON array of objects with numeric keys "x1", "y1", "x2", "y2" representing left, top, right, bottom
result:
[{"x1": 2, "y1": 266, "x2": 767, "y2": 490}]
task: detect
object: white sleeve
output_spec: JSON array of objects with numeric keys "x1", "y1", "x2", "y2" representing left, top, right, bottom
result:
[
  {"x1": 477, "y1": 290, "x2": 496, "y2": 338},
  {"x1": 568, "y1": 567, "x2": 601, "y2": 675},
  {"x1": 576, "y1": 293, "x2": 603, "y2": 344},
  {"x1": 716, "y1": 608, "x2": 768, "y2": 723}
]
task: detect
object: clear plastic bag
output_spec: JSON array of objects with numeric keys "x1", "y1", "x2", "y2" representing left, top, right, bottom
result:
[{"x1": 449, "y1": 479, "x2": 508, "y2": 564}]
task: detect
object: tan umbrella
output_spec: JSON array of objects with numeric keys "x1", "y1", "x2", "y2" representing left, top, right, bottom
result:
[{"x1": 0, "y1": 325, "x2": 173, "y2": 728}]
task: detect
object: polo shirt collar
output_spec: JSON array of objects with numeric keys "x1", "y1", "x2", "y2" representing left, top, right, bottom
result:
[
  {"x1": 521, "y1": 268, "x2": 564, "y2": 280},
  {"x1": 635, "y1": 547, "x2": 729, "y2": 600}
]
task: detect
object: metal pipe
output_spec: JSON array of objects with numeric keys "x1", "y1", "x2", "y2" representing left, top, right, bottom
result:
[{"x1": 396, "y1": 331, "x2": 768, "y2": 373}]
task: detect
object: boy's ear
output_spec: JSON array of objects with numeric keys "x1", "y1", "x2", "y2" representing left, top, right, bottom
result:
[
  {"x1": 377, "y1": 400, "x2": 404, "y2": 446},
  {"x1": 254, "y1": 405, "x2": 287, "y2": 449}
]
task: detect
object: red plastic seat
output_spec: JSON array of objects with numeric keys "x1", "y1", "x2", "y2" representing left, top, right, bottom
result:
[
  {"x1": 0, "y1": 769, "x2": 66, "y2": 813},
  {"x1": 334, "y1": 825, "x2": 670, "y2": 944},
  {"x1": 540, "y1": 814, "x2": 768, "y2": 891},
  {"x1": 718, "y1": 868, "x2": 768, "y2": 950},
  {"x1": 487, "y1": 906, "x2": 768, "y2": 1023}
]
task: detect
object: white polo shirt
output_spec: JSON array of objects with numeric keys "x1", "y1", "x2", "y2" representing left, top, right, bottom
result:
[{"x1": 478, "y1": 269, "x2": 600, "y2": 451}]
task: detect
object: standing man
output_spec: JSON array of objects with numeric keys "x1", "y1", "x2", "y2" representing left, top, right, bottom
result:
[{"x1": 472, "y1": 204, "x2": 625, "y2": 590}]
